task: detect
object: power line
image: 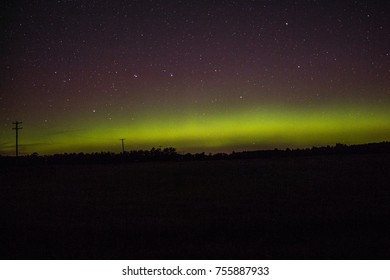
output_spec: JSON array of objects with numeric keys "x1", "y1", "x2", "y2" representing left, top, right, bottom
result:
[{"x1": 12, "y1": 121, "x2": 23, "y2": 157}]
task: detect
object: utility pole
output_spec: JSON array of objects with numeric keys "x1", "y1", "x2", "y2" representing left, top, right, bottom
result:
[
  {"x1": 120, "y1": 138, "x2": 125, "y2": 153},
  {"x1": 12, "y1": 121, "x2": 23, "y2": 157}
]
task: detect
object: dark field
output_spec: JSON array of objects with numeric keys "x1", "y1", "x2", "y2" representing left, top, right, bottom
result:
[{"x1": 1, "y1": 154, "x2": 390, "y2": 259}]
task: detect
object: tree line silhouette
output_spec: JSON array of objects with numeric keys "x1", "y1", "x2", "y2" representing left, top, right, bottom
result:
[{"x1": 1, "y1": 142, "x2": 389, "y2": 166}]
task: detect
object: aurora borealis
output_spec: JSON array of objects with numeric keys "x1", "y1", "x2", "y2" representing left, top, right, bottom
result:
[{"x1": 1, "y1": 1, "x2": 389, "y2": 155}]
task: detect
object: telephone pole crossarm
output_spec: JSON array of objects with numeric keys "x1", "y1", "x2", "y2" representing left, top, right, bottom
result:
[
  {"x1": 12, "y1": 121, "x2": 23, "y2": 157},
  {"x1": 120, "y1": 138, "x2": 125, "y2": 153}
]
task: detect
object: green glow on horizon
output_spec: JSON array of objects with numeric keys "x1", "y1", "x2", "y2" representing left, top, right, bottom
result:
[{"x1": 3, "y1": 102, "x2": 389, "y2": 155}]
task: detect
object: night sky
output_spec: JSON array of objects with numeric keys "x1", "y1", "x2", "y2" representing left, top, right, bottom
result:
[{"x1": 1, "y1": 0, "x2": 389, "y2": 155}]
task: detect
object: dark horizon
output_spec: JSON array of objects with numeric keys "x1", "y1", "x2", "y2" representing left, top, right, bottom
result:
[
  {"x1": 1, "y1": 140, "x2": 389, "y2": 159},
  {"x1": 2, "y1": 146, "x2": 390, "y2": 259}
]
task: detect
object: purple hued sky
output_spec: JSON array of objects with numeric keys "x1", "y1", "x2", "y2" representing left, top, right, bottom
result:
[{"x1": 1, "y1": 1, "x2": 389, "y2": 155}]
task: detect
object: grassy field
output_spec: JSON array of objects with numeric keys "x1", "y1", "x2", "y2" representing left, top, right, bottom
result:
[{"x1": 1, "y1": 153, "x2": 390, "y2": 259}]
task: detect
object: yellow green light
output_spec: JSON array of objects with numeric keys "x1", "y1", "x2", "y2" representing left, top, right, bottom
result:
[{"x1": 10, "y1": 102, "x2": 388, "y2": 155}]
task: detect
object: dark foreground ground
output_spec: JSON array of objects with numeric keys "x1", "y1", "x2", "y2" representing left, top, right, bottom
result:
[{"x1": 1, "y1": 153, "x2": 390, "y2": 259}]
